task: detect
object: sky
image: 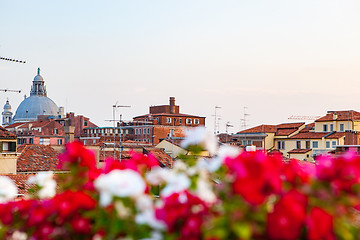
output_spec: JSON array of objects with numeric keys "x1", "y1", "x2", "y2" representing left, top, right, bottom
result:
[{"x1": 1, "y1": 0, "x2": 360, "y2": 134}]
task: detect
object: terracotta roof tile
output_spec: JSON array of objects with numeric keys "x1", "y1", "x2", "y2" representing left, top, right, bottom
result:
[
  {"x1": 288, "y1": 148, "x2": 312, "y2": 154},
  {"x1": 325, "y1": 132, "x2": 346, "y2": 139},
  {"x1": 290, "y1": 132, "x2": 328, "y2": 139},
  {"x1": 144, "y1": 147, "x2": 173, "y2": 168},
  {"x1": 238, "y1": 125, "x2": 277, "y2": 134},
  {"x1": 315, "y1": 110, "x2": 360, "y2": 122},
  {"x1": 17, "y1": 145, "x2": 61, "y2": 172},
  {"x1": 300, "y1": 123, "x2": 315, "y2": 133},
  {"x1": 99, "y1": 150, "x2": 132, "y2": 161},
  {"x1": 276, "y1": 122, "x2": 305, "y2": 129},
  {"x1": 275, "y1": 128, "x2": 298, "y2": 136},
  {"x1": 0, "y1": 126, "x2": 17, "y2": 139}
]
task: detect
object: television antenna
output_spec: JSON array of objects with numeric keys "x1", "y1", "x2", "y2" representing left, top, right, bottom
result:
[{"x1": 0, "y1": 56, "x2": 26, "y2": 64}]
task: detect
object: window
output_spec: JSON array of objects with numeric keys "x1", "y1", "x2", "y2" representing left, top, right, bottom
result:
[
  {"x1": 332, "y1": 141, "x2": 336, "y2": 148},
  {"x1": 54, "y1": 128, "x2": 58, "y2": 134},
  {"x1": 247, "y1": 140, "x2": 252, "y2": 145},
  {"x1": 330, "y1": 124, "x2": 333, "y2": 132},
  {"x1": 166, "y1": 117, "x2": 171, "y2": 123},
  {"x1": 23, "y1": 139, "x2": 27, "y2": 144},
  {"x1": 57, "y1": 139, "x2": 63, "y2": 145},
  {"x1": 2, "y1": 142, "x2": 9, "y2": 151},
  {"x1": 40, "y1": 138, "x2": 50, "y2": 145},
  {"x1": 312, "y1": 141, "x2": 318, "y2": 148},
  {"x1": 323, "y1": 124, "x2": 328, "y2": 132},
  {"x1": 179, "y1": 118, "x2": 182, "y2": 124},
  {"x1": 143, "y1": 128, "x2": 146, "y2": 135},
  {"x1": 135, "y1": 129, "x2": 138, "y2": 135},
  {"x1": 186, "y1": 118, "x2": 192, "y2": 124},
  {"x1": 147, "y1": 128, "x2": 150, "y2": 134},
  {"x1": 326, "y1": 141, "x2": 330, "y2": 148},
  {"x1": 194, "y1": 119, "x2": 199, "y2": 125},
  {"x1": 340, "y1": 124, "x2": 344, "y2": 132},
  {"x1": 296, "y1": 141, "x2": 301, "y2": 149},
  {"x1": 29, "y1": 138, "x2": 33, "y2": 144},
  {"x1": 306, "y1": 141, "x2": 310, "y2": 149},
  {"x1": 277, "y1": 141, "x2": 285, "y2": 150},
  {"x1": 139, "y1": 129, "x2": 142, "y2": 135},
  {"x1": 84, "y1": 120, "x2": 88, "y2": 126}
]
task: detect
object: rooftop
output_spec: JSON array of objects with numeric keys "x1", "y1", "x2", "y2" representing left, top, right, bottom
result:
[{"x1": 17, "y1": 145, "x2": 62, "y2": 172}]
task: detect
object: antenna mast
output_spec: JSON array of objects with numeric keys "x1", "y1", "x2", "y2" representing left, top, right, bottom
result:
[{"x1": 213, "y1": 106, "x2": 221, "y2": 134}]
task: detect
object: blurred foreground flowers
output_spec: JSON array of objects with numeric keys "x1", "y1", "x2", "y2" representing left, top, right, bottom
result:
[{"x1": 1, "y1": 129, "x2": 360, "y2": 239}]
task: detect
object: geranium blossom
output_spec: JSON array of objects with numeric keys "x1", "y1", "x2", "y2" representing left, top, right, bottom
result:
[
  {"x1": 181, "y1": 127, "x2": 218, "y2": 155},
  {"x1": 27, "y1": 171, "x2": 57, "y2": 199},
  {"x1": 94, "y1": 169, "x2": 146, "y2": 206},
  {"x1": 0, "y1": 176, "x2": 18, "y2": 203}
]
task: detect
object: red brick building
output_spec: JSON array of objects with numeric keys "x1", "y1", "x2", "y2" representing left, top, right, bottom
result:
[
  {"x1": 6, "y1": 119, "x2": 65, "y2": 146},
  {"x1": 132, "y1": 97, "x2": 206, "y2": 144}
]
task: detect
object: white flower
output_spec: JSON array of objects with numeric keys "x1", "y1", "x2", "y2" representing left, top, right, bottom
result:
[
  {"x1": 140, "y1": 231, "x2": 163, "y2": 240},
  {"x1": 27, "y1": 171, "x2": 56, "y2": 199},
  {"x1": 146, "y1": 167, "x2": 170, "y2": 186},
  {"x1": 198, "y1": 145, "x2": 240, "y2": 172},
  {"x1": 181, "y1": 127, "x2": 218, "y2": 155},
  {"x1": 135, "y1": 195, "x2": 166, "y2": 230},
  {"x1": 94, "y1": 169, "x2": 146, "y2": 207},
  {"x1": 136, "y1": 210, "x2": 166, "y2": 230},
  {"x1": 0, "y1": 176, "x2": 18, "y2": 203},
  {"x1": 161, "y1": 173, "x2": 190, "y2": 197},
  {"x1": 196, "y1": 171, "x2": 217, "y2": 204}
]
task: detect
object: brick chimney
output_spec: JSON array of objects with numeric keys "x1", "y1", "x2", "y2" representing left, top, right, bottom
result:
[{"x1": 169, "y1": 97, "x2": 175, "y2": 114}]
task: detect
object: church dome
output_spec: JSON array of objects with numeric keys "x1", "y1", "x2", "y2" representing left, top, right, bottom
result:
[
  {"x1": 3, "y1": 100, "x2": 11, "y2": 112},
  {"x1": 34, "y1": 75, "x2": 44, "y2": 81},
  {"x1": 13, "y1": 96, "x2": 58, "y2": 122},
  {"x1": 13, "y1": 68, "x2": 59, "y2": 122}
]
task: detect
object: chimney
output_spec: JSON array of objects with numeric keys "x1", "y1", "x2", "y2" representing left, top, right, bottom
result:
[{"x1": 169, "y1": 97, "x2": 175, "y2": 114}]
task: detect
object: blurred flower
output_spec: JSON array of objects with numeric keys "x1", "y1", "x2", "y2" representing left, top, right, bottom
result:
[
  {"x1": 198, "y1": 145, "x2": 240, "y2": 172},
  {"x1": 226, "y1": 151, "x2": 283, "y2": 205},
  {"x1": 146, "y1": 167, "x2": 170, "y2": 186},
  {"x1": 0, "y1": 176, "x2": 18, "y2": 203},
  {"x1": 196, "y1": 171, "x2": 217, "y2": 204},
  {"x1": 267, "y1": 189, "x2": 307, "y2": 240},
  {"x1": 181, "y1": 127, "x2": 218, "y2": 155},
  {"x1": 307, "y1": 207, "x2": 334, "y2": 240},
  {"x1": 94, "y1": 169, "x2": 146, "y2": 207},
  {"x1": 28, "y1": 171, "x2": 56, "y2": 199},
  {"x1": 161, "y1": 173, "x2": 190, "y2": 197}
]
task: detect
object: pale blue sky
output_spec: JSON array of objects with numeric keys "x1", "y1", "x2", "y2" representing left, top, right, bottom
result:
[{"x1": 1, "y1": 1, "x2": 360, "y2": 133}]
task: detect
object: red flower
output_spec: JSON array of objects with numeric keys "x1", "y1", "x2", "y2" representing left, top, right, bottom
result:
[
  {"x1": 267, "y1": 189, "x2": 307, "y2": 240},
  {"x1": 70, "y1": 215, "x2": 92, "y2": 234},
  {"x1": 52, "y1": 191, "x2": 96, "y2": 220},
  {"x1": 226, "y1": 151, "x2": 283, "y2": 205},
  {"x1": 0, "y1": 203, "x2": 13, "y2": 225},
  {"x1": 282, "y1": 159, "x2": 314, "y2": 185},
  {"x1": 307, "y1": 207, "x2": 334, "y2": 240},
  {"x1": 58, "y1": 141, "x2": 96, "y2": 171},
  {"x1": 155, "y1": 191, "x2": 208, "y2": 239}
]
